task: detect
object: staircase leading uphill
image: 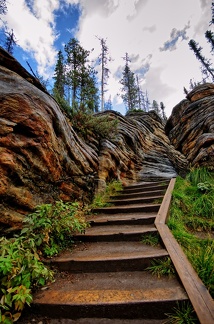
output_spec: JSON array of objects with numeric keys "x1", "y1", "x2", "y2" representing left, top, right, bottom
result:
[{"x1": 26, "y1": 180, "x2": 189, "y2": 323}]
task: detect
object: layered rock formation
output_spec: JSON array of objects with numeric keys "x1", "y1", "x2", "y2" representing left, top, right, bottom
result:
[
  {"x1": 0, "y1": 48, "x2": 189, "y2": 232},
  {"x1": 165, "y1": 83, "x2": 214, "y2": 168}
]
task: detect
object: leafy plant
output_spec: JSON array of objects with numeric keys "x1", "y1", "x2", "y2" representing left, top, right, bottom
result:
[
  {"x1": 22, "y1": 201, "x2": 88, "y2": 257},
  {"x1": 141, "y1": 233, "x2": 160, "y2": 246},
  {"x1": 0, "y1": 236, "x2": 53, "y2": 323},
  {"x1": 165, "y1": 301, "x2": 198, "y2": 323},
  {"x1": 146, "y1": 257, "x2": 175, "y2": 278},
  {"x1": 0, "y1": 201, "x2": 88, "y2": 322}
]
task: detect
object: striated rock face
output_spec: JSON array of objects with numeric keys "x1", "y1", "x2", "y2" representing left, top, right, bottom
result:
[
  {"x1": 0, "y1": 48, "x2": 188, "y2": 232},
  {"x1": 96, "y1": 110, "x2": 188, "y2": 191},
  {"x1": 165, "y1": 83, "x2": 214, "y2": 168},
  {"x1": 0, "y1": 49, "x2": 98, "y2": 231}
]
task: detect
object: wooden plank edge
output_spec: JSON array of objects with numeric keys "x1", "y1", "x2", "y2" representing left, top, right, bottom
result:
[{"x1": 155, "y1": 178, "x2": 214, "y2": 324}]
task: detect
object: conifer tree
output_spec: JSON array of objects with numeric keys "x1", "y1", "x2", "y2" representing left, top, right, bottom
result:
[
  {"x1": 136, "y1": 75, "x2": 146, "y2": 111},
  {"x1": 53, "y1": 50, "x2": 65, "y2": 98},
  {"x1": 188, "y1": 2, "x2": 214, "y2": 82},
  {"x1": 160, "y1": 102, "x2": 167, "y2": 121},
  {"x1": 64, "y1": 38, "x2": 99, "y2": 112},
  {"x1": 189, "y1": 39, "x2": 214, "y2": 81},
  {"x1": 97, "y1": 37, "x2": 112, "y2": 111},
  {"x1": 151, "y1": 100, "x2": 161, "y2": 116},
  {"x1": 4, "y1": 29, "x2": 16, "y2": 54},
  {"x1": 120, "y1": 53, "x2": 138, "y2": 112}
]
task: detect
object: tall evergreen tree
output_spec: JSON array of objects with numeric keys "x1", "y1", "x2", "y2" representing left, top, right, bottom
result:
[
  {"x1": 136, "y1": 75, "x2": 146, "y2": 111},
  {"x1": 53, "y1": 50, "x2": 65, "y2": 98},
  {"x1": 188, "y1": 2, "x2": 214, "y2": 82},
  {"x1": 160, "y1": 102, "x2": 167, "y2": 121},
  {"x1": 151, "y1": 100, "x2": 161, "y2": 116},
  {"x1": 65, "y1": 38, "x2": 90, "y2": 106},
  {"x1": 120, "y1": 53, "x2": 138, "y2": 112},
  {"x1": 97, "y1": 37, "x2": 112, "y2": 111},
  {"x1": 189, "y1": 39, "x2": 214, "y2": 81},
  {"x1": 64, "y1": 38, "x2": 99, "y2": 112},
  {"x1": 205, "y1": 30, "x2": 214, "y2": 53},
  {"x1": 144, "y1": 90, "x2": 150, "y2": 112},
  {"x1": 4, "y1": 29, "x2": 16, "y2": 54}
]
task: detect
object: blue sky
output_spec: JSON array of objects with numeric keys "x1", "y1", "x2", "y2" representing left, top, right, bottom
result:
[{"x1": 0, "y1": 0, "x2": 213, "y2": 116}]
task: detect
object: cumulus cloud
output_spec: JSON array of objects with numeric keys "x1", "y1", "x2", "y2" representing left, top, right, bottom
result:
[
  {"x1": 2, "y1": 0, "x2": 60, "y2": 77},
  {"x1": 1, "y1": 0, "x2": 212, "y2": 116}
]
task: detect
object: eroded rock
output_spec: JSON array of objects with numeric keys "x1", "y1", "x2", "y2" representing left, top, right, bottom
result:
[
  {"x1": 166, "y1": 83, "x2": 214, "y2": 168},
  {"x1": 0, "y1": 48, "x2": 189, "y2": 232}
]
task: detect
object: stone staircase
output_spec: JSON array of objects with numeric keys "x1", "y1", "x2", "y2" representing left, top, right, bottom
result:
[{"x1": 26, "y1": 180, "x2": 189, "y2": 323}]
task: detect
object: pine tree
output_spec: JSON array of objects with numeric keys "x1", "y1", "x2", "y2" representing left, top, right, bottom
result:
[
  {"x1": 4, "y1": 29, "x2": 17, "y2": 55},
  {"x1": 205, "y1": 30, "x2": 214, "y2": 53},
  {"x1": 189, "y1": 39, "x2": 214, "y2": 81},
  {"x1": 160, "y1": 102, "x2": 167, "y2": 121},
  {"x1": 188, "y1": 2, "x2": 214, "y2": 82},
  {"x1": 120, "y1": 53, "x2": 138, "y2": 112},
  {"x1": 65, "y1": 38, "x2": 89, "y2": 106},
  {"x1": 97, "y1": 37, "x2": 112, "y2": 111},
  {"x1": 64, "y1": 38, "x2": 99, "y2": 112},
  {"x1": 53, "y1": 50, "x2": 65, "y2": 98},
  {"x1": 136, "y1": 75, "x2": 146, "y2": 111},
  {"x1": 144, "y1": 90, "x2": 150, "y2": 112},
  {"x1": 151, "y1": 100, "x2": 161, "y2": 116}
]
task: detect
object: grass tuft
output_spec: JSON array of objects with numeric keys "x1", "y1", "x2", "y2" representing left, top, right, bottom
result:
[{"x1": 146, "y1": 257, "x2": 176, "y2": 278}]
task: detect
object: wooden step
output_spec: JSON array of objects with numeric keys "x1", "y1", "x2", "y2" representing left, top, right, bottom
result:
[
  {"x1": 31, "y1": 271, "x2": 188, "y2": 319},
  {"x1": 88, "y1": 212, "x2": 156, "y2": 226},
  {"x1": 48, "y1": 241, "x2": 168, "y2": 272},
  {"x1": 74, "y1": 224, "x2": 158, "y2": 242},
  {"x1": 111, "y1": 189, "x2": 167, "y2": 200},
  {"x1": 93, "y1": 204, "x2": 160, "y2": 214},
  {"x1": 124, "y1": 181, "x2": 169, "y2": 190},
  {"x1": 108, "y1": 195, "x2": 164, "y2": 206},
  {"x1": 122, "y1": 184, "x2": 168, "y2": 193}
]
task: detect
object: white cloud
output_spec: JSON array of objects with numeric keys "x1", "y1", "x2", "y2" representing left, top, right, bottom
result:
[
  {"x1": 1, "y1": 0, "x2": 213, "y2": 116},
  {"x1": 2, "y1": 0, "x2": 60, "y2": 77},
  {"x1": 72, "y1": 0, "x2": 213, "y2": 116}
]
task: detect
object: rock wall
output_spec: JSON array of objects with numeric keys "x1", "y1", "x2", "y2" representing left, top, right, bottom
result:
[
  {"x1": 0, "y1": 48, "x2": 189, "y2": 232},
  {"x1": 165, "y1": 83, "x2": 214, "y2": 168},
  {"x1": 96, "y1": 110, "x2": 187, "y2": 191}
]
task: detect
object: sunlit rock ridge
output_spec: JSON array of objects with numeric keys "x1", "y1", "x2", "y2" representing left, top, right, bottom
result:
[{"x1": 0, "y1": 47, "x2": 212, "y2": 232}]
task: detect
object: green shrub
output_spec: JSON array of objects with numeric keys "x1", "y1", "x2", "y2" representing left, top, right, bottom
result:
[
  {"x1": 0, "y1": 201, "x2": 88, "y2": 323},
  {"x1": 22, "y1": 201, "x2": 88, "y2": 257},
  {"x1": 70, "y1": 110, "x2": 118, "y2": 140},
  {"x1": 0, "y1": 236, "x2": 53, "y2": 323}
]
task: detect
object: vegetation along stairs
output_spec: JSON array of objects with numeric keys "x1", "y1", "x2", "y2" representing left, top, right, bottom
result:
[{"x1": 28, "y1": 179, "x2": 211, "y2": 323}]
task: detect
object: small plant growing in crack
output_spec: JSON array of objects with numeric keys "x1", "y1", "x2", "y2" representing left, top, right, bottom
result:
[
  {"x1": 141, "y1": 233, "x2": 160, "y2": 246},
  {"x1": 146, "y1": 257, "x2": 176, "y2": 278},
  {"x1": 164, "y1": 301, "x2": 199, "y2": 323}
]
